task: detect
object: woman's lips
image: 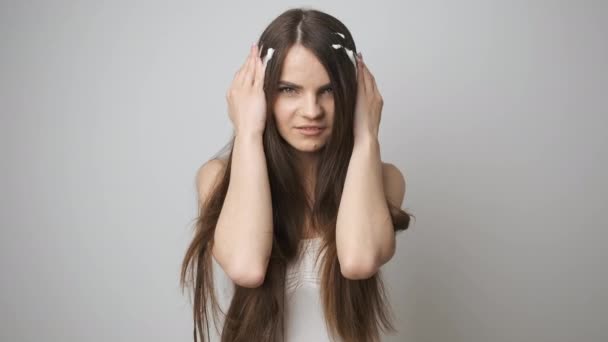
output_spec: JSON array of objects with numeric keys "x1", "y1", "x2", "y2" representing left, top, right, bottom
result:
[{"x1": 296, "y1": 127, "x2": 325, "y2": 136}]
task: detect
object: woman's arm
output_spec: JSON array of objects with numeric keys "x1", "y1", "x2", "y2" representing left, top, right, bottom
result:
[
  {"x1": 335, "y1": 136, "x2": 405, "y2": 280},
  {"x1": 198, "y1": 132, "x2": 273, "y2": 288}
]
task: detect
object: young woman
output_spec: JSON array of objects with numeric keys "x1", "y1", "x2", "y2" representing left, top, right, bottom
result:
[{"x1": 181, "y1": 8, "x2": 413, "y2": 342}]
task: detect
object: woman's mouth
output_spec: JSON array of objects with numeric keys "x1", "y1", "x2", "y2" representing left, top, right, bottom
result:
[{"x1": 296, "y1": 127, "x2": 325, "y2": 136}]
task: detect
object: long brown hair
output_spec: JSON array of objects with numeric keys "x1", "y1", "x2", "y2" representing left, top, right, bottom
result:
[{"x1": 181, "y1": 8, "x2": 413, "y2": 342}]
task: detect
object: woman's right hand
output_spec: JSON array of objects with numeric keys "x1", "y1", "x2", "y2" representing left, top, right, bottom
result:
[{"x1": 226, "y1": 44, "x2": 267, "y2": 137}]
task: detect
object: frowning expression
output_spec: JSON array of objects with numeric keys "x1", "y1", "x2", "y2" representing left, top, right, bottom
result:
[{"x1": 273, "y1": 44, "x2": 335, "y2": 152}]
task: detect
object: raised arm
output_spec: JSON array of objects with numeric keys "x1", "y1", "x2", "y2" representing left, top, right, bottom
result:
[{"x1": 203, "y1": 43, "x2": 273, "y2": 288}]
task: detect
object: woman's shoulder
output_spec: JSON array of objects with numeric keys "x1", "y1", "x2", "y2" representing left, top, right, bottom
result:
[
  {"x1": 195, "y1": 157, "x2": 229, "y2": 205},
  {"x1": 381, "y1": 161, "x2": 407, "y2": 208},
  {"x1": 197, "y1": 158, "x2": 225, "y2": 181},
  {"x1": 198, "y1": 157, "x2": 228, "y2": 174}
]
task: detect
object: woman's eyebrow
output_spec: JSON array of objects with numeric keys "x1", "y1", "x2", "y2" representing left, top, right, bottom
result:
[{"x1": 278, "y1": 80, "x2": 332, "y2": 90}]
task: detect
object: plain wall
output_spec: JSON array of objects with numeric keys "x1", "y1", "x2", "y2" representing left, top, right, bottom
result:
[{"x1": 1, "y1": 1, "x2": 606, "y2": 341}]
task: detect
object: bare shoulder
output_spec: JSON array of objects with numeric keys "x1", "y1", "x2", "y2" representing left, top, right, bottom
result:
[
  {"x1": 196, "y1": 158, "x2": 226, "y2": 181},
  {"x1": 381, "y1": 162, "x2": 407, "y2": 208},
  {"x1": 195, "y1": 158, "x2": 228, "y2": 206}
]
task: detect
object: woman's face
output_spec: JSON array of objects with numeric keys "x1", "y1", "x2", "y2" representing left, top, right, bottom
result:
[{"x1": 273, "y1": 44, "x2": 335, "y2": 152}]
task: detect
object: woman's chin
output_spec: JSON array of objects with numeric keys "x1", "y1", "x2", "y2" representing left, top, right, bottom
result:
[
  {"x1": 279, "y1": 131, "x2": 330, "y2": 152},
  {"x1": 286, "y1": 138, "x2": 326, "y2": 152},
  {"x1": 297, "y1": 142, "x2": 327, "y2": 152}
]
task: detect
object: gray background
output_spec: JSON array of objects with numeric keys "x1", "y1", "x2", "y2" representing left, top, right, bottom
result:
[{"x1": 1, "y1": 1, "x2": 607, "y2": 341}]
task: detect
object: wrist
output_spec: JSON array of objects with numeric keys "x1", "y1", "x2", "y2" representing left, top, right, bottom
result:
[
  {"x1": 353, "y1": 134, "x2": 380, "y2": 152},
  {"x1": 235, "y1": 129, "x2": 264, "y2": 142},
  {"x1": 354, "y1": 131, "x2": 379, "y2": 147}
]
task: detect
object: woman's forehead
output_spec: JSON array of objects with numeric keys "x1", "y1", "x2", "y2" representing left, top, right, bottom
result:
[{"x1": 280, "y1": 45, "x2": 330, "y2": 86}]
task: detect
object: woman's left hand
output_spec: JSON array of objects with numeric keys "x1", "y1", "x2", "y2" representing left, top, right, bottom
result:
[{"x1": 353, "y1": 52, "x2": 383, "y2": 141}]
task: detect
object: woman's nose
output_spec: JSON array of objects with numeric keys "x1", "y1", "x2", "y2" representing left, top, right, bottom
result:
[{"x1": 301, "y1": 94, "x2": 324, "y2": 119}]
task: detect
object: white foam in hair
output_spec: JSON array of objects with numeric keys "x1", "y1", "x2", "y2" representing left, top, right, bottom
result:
[
  {"x1": 262, "y1": 48, "x2": 275, "y2": 67},
  {"x1": 331, "y1": 44, "x2": 357, "y2": 73}
]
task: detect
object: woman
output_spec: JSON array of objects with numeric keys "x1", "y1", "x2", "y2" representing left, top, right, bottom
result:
[{"x1": 181, "y1": 8, "x2": 413, "y2": 342}]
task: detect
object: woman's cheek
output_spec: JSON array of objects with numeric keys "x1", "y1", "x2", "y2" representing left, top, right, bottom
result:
[
  {"x1": 273, "y1": 102, "x2": 292, "y2": 132},
  {"x1": 274, "y1": 101, "x2": 297, "y2": 120}
]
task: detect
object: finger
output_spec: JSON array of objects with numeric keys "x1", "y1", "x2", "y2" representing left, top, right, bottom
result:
[
  {"x1": 253, "y1": 48, "x2": 264, "y2": 89},
  {"x1": 356, "y1": 53, "x2": 365, "y2": 92},
  {"x1": 235, "y1": 45, "x2": 254, "y2": 85},
  {"x1": 233, "y1": 50, "x2": 249, "y2": 83},
  {"x1": 368, "y1": 66, "x2": 378, "y2": 94},
  {"x1": 364, "y1": 60, "x2": 379, "y2": 94},
  {"x1": 258, "y1": 44, "x2": 269, "y2": 77},
  {"x1": 241, "y1": 45, "x2": 256, "y2": 86},
  {"x1": 233, "y1": 62, "x2": 247, "y2": 86},
  {"x1": 357, "y1": 54, "x2": 370, "y2": 94},
  {"x1": 232, "y1": 68, "x2": 241, "y2": 83},
  {"x1": 249, "y1": 44, "x2": 259, "y2": 85},
  {"x1": 361, "y1": 59, "x2": 373, "y2": 94}
]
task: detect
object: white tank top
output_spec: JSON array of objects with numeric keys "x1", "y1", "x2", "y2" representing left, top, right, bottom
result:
[{"x1": 208, "y1": 237, "x2": 338, "y2": 341}]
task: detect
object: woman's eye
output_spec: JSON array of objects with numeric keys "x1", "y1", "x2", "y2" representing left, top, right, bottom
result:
[
  {"x1": 279, "y1": 87, "x2": 296, "y2": 94},
  {"x1": 278, "y1": 87, "x2": 333, "y2": 95}
]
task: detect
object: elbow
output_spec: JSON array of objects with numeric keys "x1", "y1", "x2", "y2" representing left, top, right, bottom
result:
[
  {"x1": 340, "y1": 256, "x2": 380, "y2": 280},
  {"x1": 230, "y1": 271, "x2": 266, "y2": 288},
  {"x1": 212, "y1": 246, "x2": 268, "y2": 288},
  {"x1": 339, "y1": 243, "x2": 396, "y2": 280},
  {"x1": 228, "y1": 263, "x2": 267, "y2": 288}
]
